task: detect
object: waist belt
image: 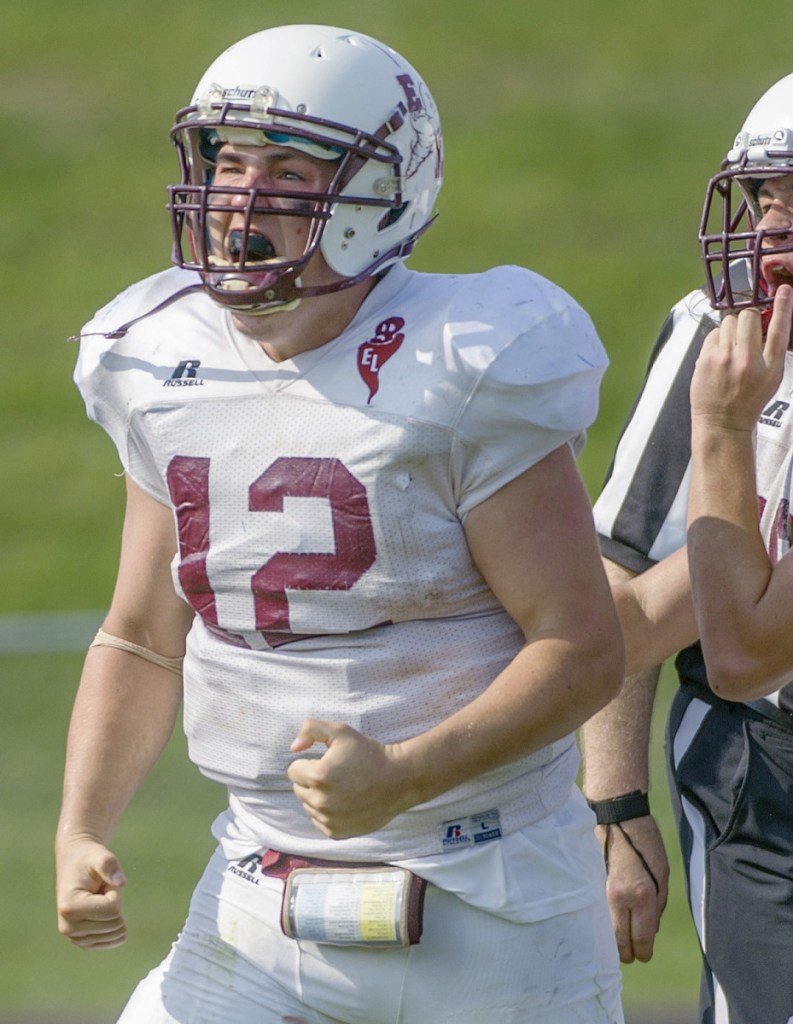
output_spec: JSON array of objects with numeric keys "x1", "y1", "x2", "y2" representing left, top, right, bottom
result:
[{"x1": 259, "y1": 848, "x2": 379, "y2": 878}]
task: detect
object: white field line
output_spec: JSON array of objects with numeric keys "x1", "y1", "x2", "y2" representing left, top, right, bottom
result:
[{"x1": 0, "y1": 611, "x2": 103, "y2": 654}]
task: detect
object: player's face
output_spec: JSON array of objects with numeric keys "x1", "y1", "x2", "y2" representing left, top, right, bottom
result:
[
  {"x1": 756, "y1": 173, "x2": 793, "y2": 293},
  {"x1": 207, "y1": 142, "x2": 341, "y2": 287}
]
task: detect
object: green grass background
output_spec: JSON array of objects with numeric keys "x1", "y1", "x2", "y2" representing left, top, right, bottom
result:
[{"x1": 4, "y1": 0, "x2": 793, "y2": 1017}]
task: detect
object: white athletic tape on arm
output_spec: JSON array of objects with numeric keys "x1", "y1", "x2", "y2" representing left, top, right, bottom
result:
[{"x1": 89, "y1": 628, "x2": 184, "y2": 675}]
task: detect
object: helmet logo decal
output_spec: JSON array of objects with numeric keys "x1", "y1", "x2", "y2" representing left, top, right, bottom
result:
[
  {"x1": 396, "y1": 74, "x2": 442, "y2": 180},
  {"x1": 396, "y1": 74, "x2": 424, "y2": 113},
  {"x1": 357, "y1": 317, "x2": 405, "y2": 403}
]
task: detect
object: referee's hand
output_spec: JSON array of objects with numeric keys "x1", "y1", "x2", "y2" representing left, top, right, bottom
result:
[{"x1": 598, "y1": 814, "x2": 669, "y2": 963}]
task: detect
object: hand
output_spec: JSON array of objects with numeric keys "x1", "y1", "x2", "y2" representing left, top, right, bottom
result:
[
  {"x1": 597, "y1": 816, "x2": 669, "y2": 963},
  {"x1": 691, "y1": 283, "x2": 793, "y2": 433},
  {"x1": 55, "y1": 837, "x2": 128, "y2": 949},
  {"x1": 288, "y1": 720, "x2": 415, "y2": 839}
]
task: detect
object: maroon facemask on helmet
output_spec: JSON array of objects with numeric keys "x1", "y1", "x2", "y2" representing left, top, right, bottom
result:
[
  {"x1": 699, "y1": 72, "x2": 793, "y2": 313},
  {"x1": 699, "y1": 160, "x2": 792, "y2": 311}
]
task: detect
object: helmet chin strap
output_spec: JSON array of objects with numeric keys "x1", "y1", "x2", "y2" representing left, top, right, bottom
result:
[
  {"x1": 206, "y1": 268, "x2": 305, "y2": 316},
  {"x1": 226, "y1": 294, "x2": 303, "y2": 316}
]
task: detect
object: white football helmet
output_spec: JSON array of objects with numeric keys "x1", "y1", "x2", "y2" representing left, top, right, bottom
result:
[
  {"x1": 700, "y1": 72, "x2": 793, "y2": 309},
  {"x1": 168, "y1": 24, "x2": 443, "y2": 312}
]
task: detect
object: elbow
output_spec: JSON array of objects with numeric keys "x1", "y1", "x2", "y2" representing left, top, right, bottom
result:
[
  {"x1": 706, "y1": 664, "x2": 747, "y2": 701},
  {"x1": 705, "y1": 648, "x2": 780, "y2": 702}
]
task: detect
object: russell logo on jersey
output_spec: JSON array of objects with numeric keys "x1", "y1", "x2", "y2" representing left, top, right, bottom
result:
[
  {"x1": 760, "y1": 398, "x2": 791, "y2": 429},
  {"x1": 164, "y1": 359, "x2": 204, "y2": 387}
]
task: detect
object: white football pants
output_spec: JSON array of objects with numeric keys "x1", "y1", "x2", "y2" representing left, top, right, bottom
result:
[{"x1": 116, "y1": 845, "x2": 623, "y2": 1023}]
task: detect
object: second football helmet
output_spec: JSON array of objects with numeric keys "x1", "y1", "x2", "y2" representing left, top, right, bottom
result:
[
  {"x1": 168, "y1": 24, "x2": 444, "y2": 312},
  {"x1": 700, "y1": 72, "x2": 793, "y2": 309}
]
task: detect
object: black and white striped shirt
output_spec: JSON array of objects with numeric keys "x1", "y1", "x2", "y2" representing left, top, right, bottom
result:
[
  {"x1": 594, "y1": 286, "x2": 718, "y2": 574},
  {"x1": 594, "y1": 275, "x2": 793, "y2": 711}
]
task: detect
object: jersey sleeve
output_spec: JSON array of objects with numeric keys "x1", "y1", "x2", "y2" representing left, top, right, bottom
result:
[
  {"x1": 593, "y1": 288, "x2": 718, "y2": 573},
  {"x1": 451, "y1": 266, "x2": 609, "y2": 517},
  {"x1": 72, "y1": 268, "x2": 199, "y2": 504}
]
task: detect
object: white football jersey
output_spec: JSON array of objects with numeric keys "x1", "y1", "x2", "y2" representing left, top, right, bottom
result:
[{"x1": 75, "y1": 261, "x2": 608, "y2": 859}]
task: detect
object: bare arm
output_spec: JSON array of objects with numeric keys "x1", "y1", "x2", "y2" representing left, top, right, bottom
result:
[
  {"x1": 289, "y1": 443, "x2": 625, "y2": 837},
  {"x1": 580, "y1": 559, "x2": 670, "y2": 964},
  {"x1": 581, "y1": 546, "x2": 698, "y2": 963},
  {"x1": 55, "y1": 476, "x2": 194, "y2": 949},
  {"x1": 687, "y1": 285, "x2": 793, "y2": 699},
  {"x1": 611, "y1": 546, "x2": 697, "y2": 678}
]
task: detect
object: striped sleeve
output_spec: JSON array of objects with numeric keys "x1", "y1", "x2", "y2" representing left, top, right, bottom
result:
[{"x1": 593, "y1": 288, "x2": 719, "y2": 573}]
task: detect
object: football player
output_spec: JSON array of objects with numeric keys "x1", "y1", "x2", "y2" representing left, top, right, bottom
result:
[
  {"x1": 582, "y1": 72, "x2": 793, "y2": 1024},
  {"x1": 55, "y1": 24, "x2": 625, "y2": 1023}
]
